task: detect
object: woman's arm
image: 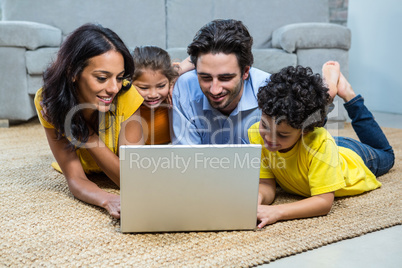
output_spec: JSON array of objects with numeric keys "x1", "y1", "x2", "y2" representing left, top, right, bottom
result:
[
  {"x1": 257, "y1": 191, "x2": 335, "y2": 228},
  {"x1": 85, "y1": 109, "x2": 144, "y2": 187},
  {"x1": 44, "y1": 127, "x2": 121, "y2": 218}
]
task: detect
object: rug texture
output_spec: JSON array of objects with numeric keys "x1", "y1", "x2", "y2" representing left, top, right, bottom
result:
[{"x1": 1, "y1": 119, "x2": 401, "y2": 267}]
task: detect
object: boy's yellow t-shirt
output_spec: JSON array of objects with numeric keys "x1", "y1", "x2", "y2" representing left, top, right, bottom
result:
[
  {"x1": 34, "y1": 86, "x2": 144, "y2": 173},
  {"x1": 248, "y1": 122, "x2": 381, "y2": 197}
]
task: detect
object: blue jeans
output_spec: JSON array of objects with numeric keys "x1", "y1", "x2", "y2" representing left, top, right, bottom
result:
[{"x1": 334, "y1": 95, "x2": 395, "y2": 177}]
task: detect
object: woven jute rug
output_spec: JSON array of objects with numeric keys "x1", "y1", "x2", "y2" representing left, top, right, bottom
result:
[{"x1": 1, "y1": 119, "x2": 401, "y2": 267}]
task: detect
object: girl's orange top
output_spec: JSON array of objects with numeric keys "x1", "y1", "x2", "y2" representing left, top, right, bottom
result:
[{"x1": 140, "y1": 105, "x2": 171, "y2": 145}]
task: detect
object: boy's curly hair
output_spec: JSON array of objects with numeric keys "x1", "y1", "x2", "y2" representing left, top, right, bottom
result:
[{"x1": 257, "y1": 65, "x2": 331, "y2": 132}]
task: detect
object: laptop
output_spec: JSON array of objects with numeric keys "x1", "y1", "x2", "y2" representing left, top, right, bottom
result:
[{"x1": 119, "y1": 144, "x2": 262, "y2": 233}]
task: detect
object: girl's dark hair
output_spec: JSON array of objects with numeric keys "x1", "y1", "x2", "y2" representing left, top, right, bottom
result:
[
  {"x1": 187, "y1": 19, "x2": 253, "y2": 76},
  {"x1": 257, "y1": 65, "x2": 331, "y2": 132},
  {"x1": 132, "y1": 46, "x2": 178, "y2": 82},
  {"x1": 42, "y1": 23, "x2": 134, "y2": 148}
]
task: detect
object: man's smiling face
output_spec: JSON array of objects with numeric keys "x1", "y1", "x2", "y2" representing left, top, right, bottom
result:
[{"x1": 196, "y1": 52, "x2": 250, "y2": 115}]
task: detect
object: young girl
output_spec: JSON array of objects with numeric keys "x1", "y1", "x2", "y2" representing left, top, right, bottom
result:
[
  {"x1": 34, "y1": 23, "x2": 144, "y2": 219},
  {"x1": 132, "y1": 46, "x2": 179, "y2": 144},
  {"x1": 248, "y1": 61, "x2": 395, "y2": 228}
]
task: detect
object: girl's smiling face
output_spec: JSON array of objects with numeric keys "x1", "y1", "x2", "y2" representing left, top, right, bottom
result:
[
  {"x1": 133, "y1": 68, "x2": 170, "y2": 109},
  {"x1": 259, "y1": 113, "x2": 303, "y2": 153}
]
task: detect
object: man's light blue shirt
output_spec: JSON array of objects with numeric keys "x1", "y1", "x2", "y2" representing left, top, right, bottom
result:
[{"x1": 171, "y1": 68, "x2": 271, "y2": 144}]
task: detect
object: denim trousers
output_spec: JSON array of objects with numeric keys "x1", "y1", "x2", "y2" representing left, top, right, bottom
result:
[{"x1": 334, "y1": 95, "x2": 395, "y2": 177}]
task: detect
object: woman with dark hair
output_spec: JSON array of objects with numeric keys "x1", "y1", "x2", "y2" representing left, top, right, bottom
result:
[{"x1": 34, "y1": 23, "x2": 144, "y2": 219}]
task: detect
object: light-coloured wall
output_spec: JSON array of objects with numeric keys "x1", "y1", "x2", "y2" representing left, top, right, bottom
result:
[{"x1": 348, "y1": 0, "x2": 402, "y2": 114}]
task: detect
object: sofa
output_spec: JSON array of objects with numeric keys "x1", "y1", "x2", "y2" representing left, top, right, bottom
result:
[{"x1": 0, "y1": 0, "x2": 351, "y2": 125}]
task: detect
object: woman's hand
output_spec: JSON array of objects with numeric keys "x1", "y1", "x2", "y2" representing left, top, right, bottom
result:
[{"x1": 102, "y1": 193, "x2": 121, "y2": 219}]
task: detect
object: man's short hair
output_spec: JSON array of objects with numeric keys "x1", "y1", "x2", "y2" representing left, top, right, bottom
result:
[{"x1": 187, "y1": 19, "x2": 254, "y2": 75}]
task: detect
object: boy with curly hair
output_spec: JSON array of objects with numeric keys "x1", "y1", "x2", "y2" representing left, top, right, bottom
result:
[{"x1": 248, "y1": 61, "x2": 395, "y2": 228}]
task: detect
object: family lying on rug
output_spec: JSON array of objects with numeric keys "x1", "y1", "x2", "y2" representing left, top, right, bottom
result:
[{"x1": 34, "y1": 19, "x2": 395, "y2": 229}]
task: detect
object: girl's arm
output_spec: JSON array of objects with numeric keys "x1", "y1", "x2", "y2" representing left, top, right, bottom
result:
[
  {"x1": 85, "y1": 109, "x2": 144, "y2": 187},
  {"x1": 257, "y1": 191, "x2": 334, "y2": 228},
  {"x1": 176, "y1": 56, "x2": 195, "y2": 75},
  {"x1": 168, "y1": 57, "x2": 196, "y2": 106},
  {"x1": 44, "y1": 127, "x2": 120, "y2": 218}
]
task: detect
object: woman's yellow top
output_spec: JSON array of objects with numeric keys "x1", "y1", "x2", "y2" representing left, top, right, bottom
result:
[
  {"x1": 140, "y1": 105, "x2": 171, "y2": 145},
  {"x1": 34, "y1": 86, "x2": 143, "y2": 173}
]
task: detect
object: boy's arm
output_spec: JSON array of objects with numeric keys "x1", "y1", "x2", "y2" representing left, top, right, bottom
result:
[
  {"x1": 258, "y1": 178, "x2": 276, "y2": 205},
  {"x1": 257, "y1": 192, "x2": 334, "y2": 228}
]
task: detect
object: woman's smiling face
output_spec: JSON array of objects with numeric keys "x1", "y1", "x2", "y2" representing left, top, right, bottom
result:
[{"x1": 75, "y1": 50, "x2": 125, "y2": 115}]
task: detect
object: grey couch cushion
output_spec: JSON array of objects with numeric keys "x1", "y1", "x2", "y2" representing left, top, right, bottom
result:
[
  {"x1": 0, "y1": 21, "x2": 61, "y2": 50},
  {"x1": 25, "y1": 48, "x2": 59, "y2": 75},
  {"x1": 2, "y1": 0, "x2": 167, "y2": 49},
  {"x1": 252, "y1": 49, "x2": 297, "y2": 74},
  {"x1": 272, "y1": 23, "x2": 351, "y2": 53},
  {"x1": 166, "y1": 0, "x2": 329, "y2": 49}
]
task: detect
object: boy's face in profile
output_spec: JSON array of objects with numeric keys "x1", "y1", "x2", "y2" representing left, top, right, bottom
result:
[{"x1": 259, "y1": 113, "x2": 302, "y2": 153}]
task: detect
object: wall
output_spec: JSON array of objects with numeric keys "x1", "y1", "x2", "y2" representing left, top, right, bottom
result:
[
  {"x1": 348, "y1": 0, "x2": 402, "y2": 114},
  {"x1": 0, "y1": 0, "x2": 347, "y2": 25}
]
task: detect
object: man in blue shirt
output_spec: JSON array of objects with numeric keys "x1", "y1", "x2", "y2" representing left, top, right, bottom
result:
[{"x1": 171, "y1": 19, "x2": 271, "y2": 145}]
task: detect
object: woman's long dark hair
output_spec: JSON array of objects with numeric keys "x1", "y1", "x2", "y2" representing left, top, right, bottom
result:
[{"x1": 42, "y1": 23, "x2": 134, "y2": 149}]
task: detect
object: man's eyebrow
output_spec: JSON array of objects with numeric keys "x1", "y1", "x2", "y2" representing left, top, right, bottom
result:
[
  {"x1": 197, "y1": 72, "x2": 211, "y2": 76},
  {"x1": 197, "y1": 72, "x2": 237, "y2": 77},
  {"x1": 218, "y1": 73, "x2": 236, "y2": 77}
]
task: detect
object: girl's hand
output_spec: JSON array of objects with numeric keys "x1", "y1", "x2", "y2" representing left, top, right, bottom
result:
[
  {"x1": 257, "y1": 204, "x2": 282, "y2": 228},
  {"x1": 167, "y1": 58, "x2": 195, "y2": 108},
  {"x1": 102, "y1": 193, "x2": 121, "y2": 219},
  {"x1": 166, "y1": 81, "x2": 175, "y2": 108}
]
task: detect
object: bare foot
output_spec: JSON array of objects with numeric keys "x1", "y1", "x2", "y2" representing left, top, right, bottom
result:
[
  {"x1": 322, "y1": 61, "x2": 340, "y2": 101},
  {"x1": 337, "y1": 72, "x2": 356, "y2": 102}
]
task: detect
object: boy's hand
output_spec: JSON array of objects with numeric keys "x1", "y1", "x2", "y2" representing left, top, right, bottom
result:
[{"x1": 257, "y1": 204, "x2": 282, "y2": 228}]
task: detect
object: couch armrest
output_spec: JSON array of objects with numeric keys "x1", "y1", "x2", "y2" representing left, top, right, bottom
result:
[
  {"x1": 0, "y1": 21, "x2": 62, "y2": 50},
  {"x1": 272, "y1": 23, "x2": 351, "y2": 53}
]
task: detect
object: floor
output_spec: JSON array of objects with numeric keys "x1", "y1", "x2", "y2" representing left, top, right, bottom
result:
[{"x1": 261, "y1": 111, "x2": 402, "y2": 267}]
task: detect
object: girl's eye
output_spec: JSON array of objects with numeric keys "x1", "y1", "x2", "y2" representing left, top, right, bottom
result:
[
  {"x1": 158, "y1": 84, "x2": 167, "y2": 88},
  {"x1": 97, "y1": 77, "x2": 107, "y2": 82},
  {"x1": 117, "y1": 77, "x2": 124, "y2": 82}
]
